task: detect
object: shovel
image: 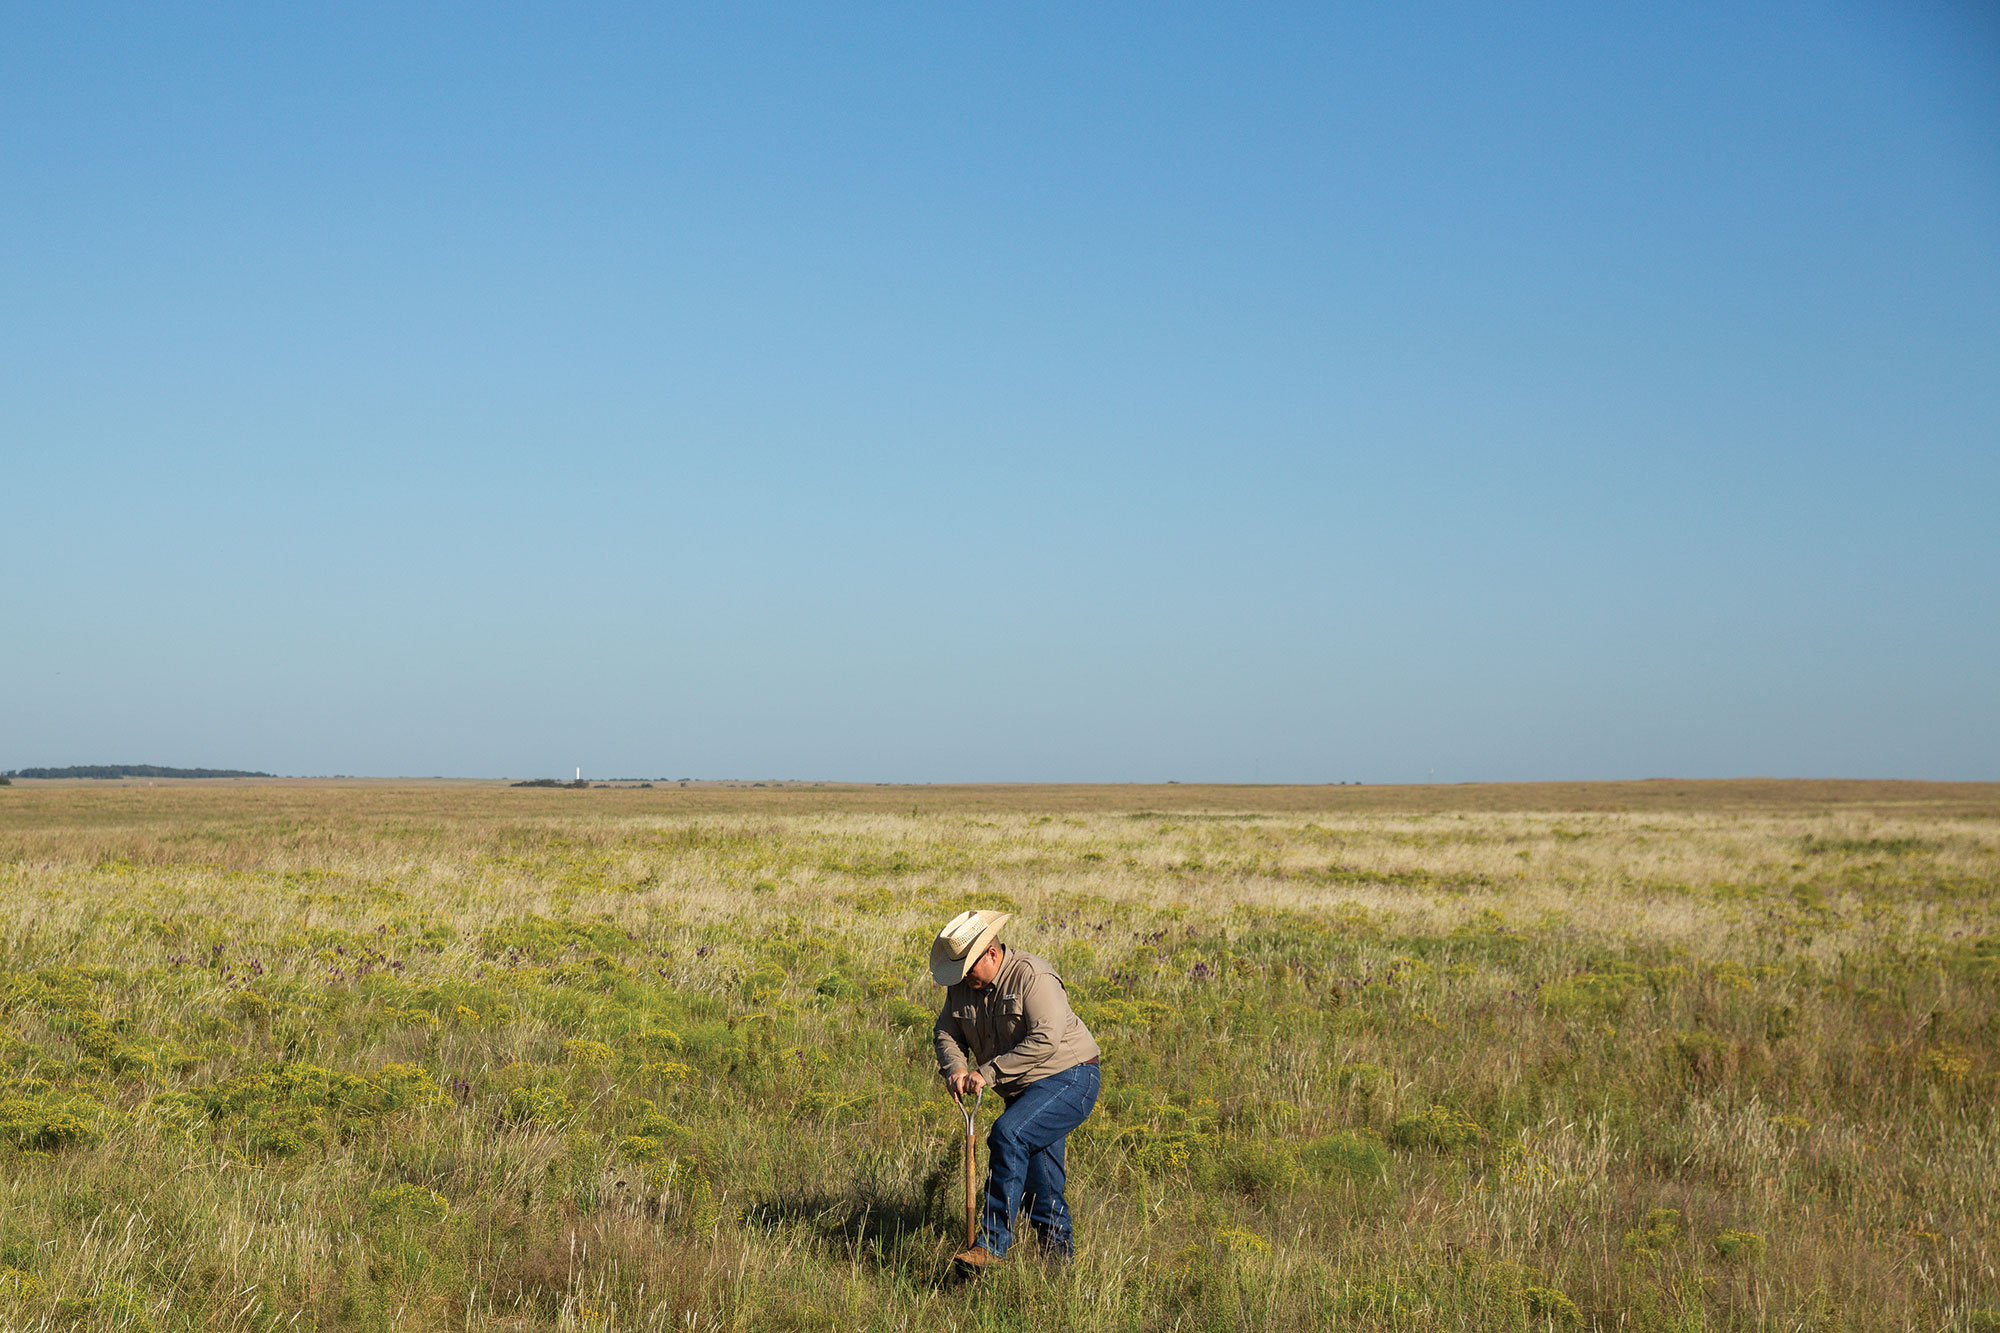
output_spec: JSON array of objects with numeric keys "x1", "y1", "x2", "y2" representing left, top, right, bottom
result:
[{"x1": 951, "y1": 1082, "x2": 985, "y2": 1250}]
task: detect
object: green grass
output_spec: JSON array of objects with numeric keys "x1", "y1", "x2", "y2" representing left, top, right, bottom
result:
[{"x1": 0, "y1": 780, "x2": 1994, "y2": 1330}]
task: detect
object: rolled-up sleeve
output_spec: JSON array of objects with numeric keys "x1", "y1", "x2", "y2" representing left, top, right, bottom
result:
[{"x1": 982, "y1": 969, "x2": 1068, "y2": 1086}]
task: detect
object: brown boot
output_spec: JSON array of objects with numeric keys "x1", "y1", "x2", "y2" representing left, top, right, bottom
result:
[{"x1": 952, "y1": 1245, "x2": 1003, "y2": 1269}]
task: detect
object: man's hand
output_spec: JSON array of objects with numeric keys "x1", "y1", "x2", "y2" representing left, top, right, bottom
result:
[{"x1": 946, "y1": 1069, "x2": 987, "y2": 1099}]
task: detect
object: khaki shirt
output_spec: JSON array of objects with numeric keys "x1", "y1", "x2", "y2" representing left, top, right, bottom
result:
[{"x1": 934, "y1": 946, "x2": 1100, "y2": 1099}]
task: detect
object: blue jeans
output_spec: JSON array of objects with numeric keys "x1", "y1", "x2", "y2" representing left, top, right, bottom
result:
[{"x1": 982, "y1": 1061, "x2": 1100, "y2": 1259}]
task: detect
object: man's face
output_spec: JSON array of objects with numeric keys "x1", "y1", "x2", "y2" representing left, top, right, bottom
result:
[{"x1": 965, "y1": 942, "x2": 1004, "y2": 989}]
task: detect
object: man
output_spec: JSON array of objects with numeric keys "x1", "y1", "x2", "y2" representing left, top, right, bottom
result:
[{"x1": 931, "y1": 909, "x2": 1101, "y2": 1268}]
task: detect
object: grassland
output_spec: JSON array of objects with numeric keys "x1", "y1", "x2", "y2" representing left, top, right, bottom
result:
[{"x1": 0, "y1": 779, "x2": 1994, "y2": 1332}]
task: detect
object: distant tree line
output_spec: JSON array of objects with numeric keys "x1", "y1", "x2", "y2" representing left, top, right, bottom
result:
[
  {"x1": 1, "y1": 765, "x2": 275, "y2": 780},
  {"x1": 509, "y1": 779, "x2": 657, "y2": 789}
]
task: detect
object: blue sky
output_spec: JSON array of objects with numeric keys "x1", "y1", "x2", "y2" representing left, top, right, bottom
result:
[{"x1": 4, "y1": 2, "x2": 1996, "y2": 782}]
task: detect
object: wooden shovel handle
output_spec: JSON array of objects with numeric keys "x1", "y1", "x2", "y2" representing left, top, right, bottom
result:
[
  {"x1": 954, "y1": 1085, "x2": 983, "y2": 1250},
  {"x1": 964, "y1": 1120, "x2": 977, "y2": 1247}
]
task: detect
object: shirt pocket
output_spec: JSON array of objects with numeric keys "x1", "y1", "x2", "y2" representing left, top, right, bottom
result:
[{"x1": 996, "y1": 994, "x2": 1027, "y2": 1044}]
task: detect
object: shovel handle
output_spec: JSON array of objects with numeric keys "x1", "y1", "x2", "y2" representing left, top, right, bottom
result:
[
  {"x1": 964, "y1": 1115, "x2": 976, "y2": 1248},
  {"x1": 952, "y1": 1084, "x2": 984, "y2": 1249}
]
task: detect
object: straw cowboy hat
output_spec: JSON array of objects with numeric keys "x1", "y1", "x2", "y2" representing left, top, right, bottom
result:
[{"x1": 930, "y1": 909, "x2": 1012, "y2": 986}]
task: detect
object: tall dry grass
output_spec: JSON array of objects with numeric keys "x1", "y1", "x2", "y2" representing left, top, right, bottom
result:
[{"x1": 0, "y1": 780, "x2": 1993, "y2": 1330}]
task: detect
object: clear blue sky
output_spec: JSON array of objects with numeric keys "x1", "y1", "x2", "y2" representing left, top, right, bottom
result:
[{"x1": 4, "y1": 3, "x2": 1996, "y2": 782}]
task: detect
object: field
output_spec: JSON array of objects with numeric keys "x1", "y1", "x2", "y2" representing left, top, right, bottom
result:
[{"x1": 0, "y1": 779, "x2": 1995, "y2": 1332}]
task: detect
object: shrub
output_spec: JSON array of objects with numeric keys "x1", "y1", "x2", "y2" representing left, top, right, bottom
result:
[
  {"x1": 679, "y1": 1022, "x2": 750, "y2": 1070},
  {"x1": 1334, "y1": 1062, "x2": 1389, "y2": 1089},
  {"x1": 1670, "y1": 1031, "x2": 1730, "y2": 1082},
  {"x1": 1966, "y1": 937, "x2": 1999, "y2": 974},
  {"x1": 884, "y1": 998, "x2": 933, "y2": 1033},
  {"x1": 224, "y1": 990, "x2": 273, "y2": 1022},
  {"x1": 1538, "y1": 970, "x2": 1640, "y2": 1016},
  {"x1": 636, "y1": 1059, "x2": 694, "y2": 1082},
  {"x1": 1623, "y1": 1208, "x2": 1684, "y2": 1255},
  {"x1": 1523, "y1": 1285, "x2": 1580, "y2": 1323},
  {"x1": 1390, "y1": 1104, "x2": 1484, "y2": 1152},
  {"x1": 480, "y1": 914, "x2": 628, "y2": 959},
  {"x1": 674, "y1": 1172, "x2": 738, "y2": 1236},
  {"x1": 1338, "y1": 1275, "x2": 1427, "y2": 1318},
  {"x1": 813, "y1": 971, "x2": 859, "y2": 1001},
  {"x1": 1300, "y1": 1129, "x2": 1388, "y2": 1179},
  {"x1": 1125, "y1": 1126, "x2": 1208, "y2": 1175},
  {"x1": 0, "y1": 1093, "x2": 105, "y2": 1152},
  {"x1": 561, "y1": 1038, "x2": 615, "y2": 1066},
  {"x1": 1712, "y1": 1229, "x2": 1767, "y2": 1264},
  {"x1": 367, "y1": 1182, "x2": 448, "y2": 1222},
  {"x1": 55, "y1": 1012, "x2": 120, "y2": 1060},
  {"x1": 504, "y1": 1086, "x2": 573, "y2": 1126},
  {"x1": 619, "y1": 1134, "x2": 670, "y2": 1162},
  {"x1": 1213, "y1": 1226, "x2": 1271, "y2": 1256},
  {"x1": 1923, "y1": 1047, "x2": 1972, "y2": 1084},
  {"x1": 860, "y1": 970, "x2": 904, "y2": 999},
  {"x1": 1054, "y1": 941, "x2": 1096, "y2": 979},
  {"x1": 1078, "y1": 999, "x2": 1173, "y2": 1030},
  {"x1": 53, "y1": 1280, "x2": 153, "y2": 1331},
  {"x1": 1206, "y1": 1139, "x2": 1295, "y2": 1196},
  {"x1": 623, "y1": 1027, "x2": 684, "y2": 1060},
  {"x1": 177, "y1": 1061, "x2": 439, "y2": 1126},
  {"x1": 374, "y1": 1063, "x2": 442, "y2": 1112},
  {"x1": 619, "y1": 1113, "x2": 698, "y2": 1165}
]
